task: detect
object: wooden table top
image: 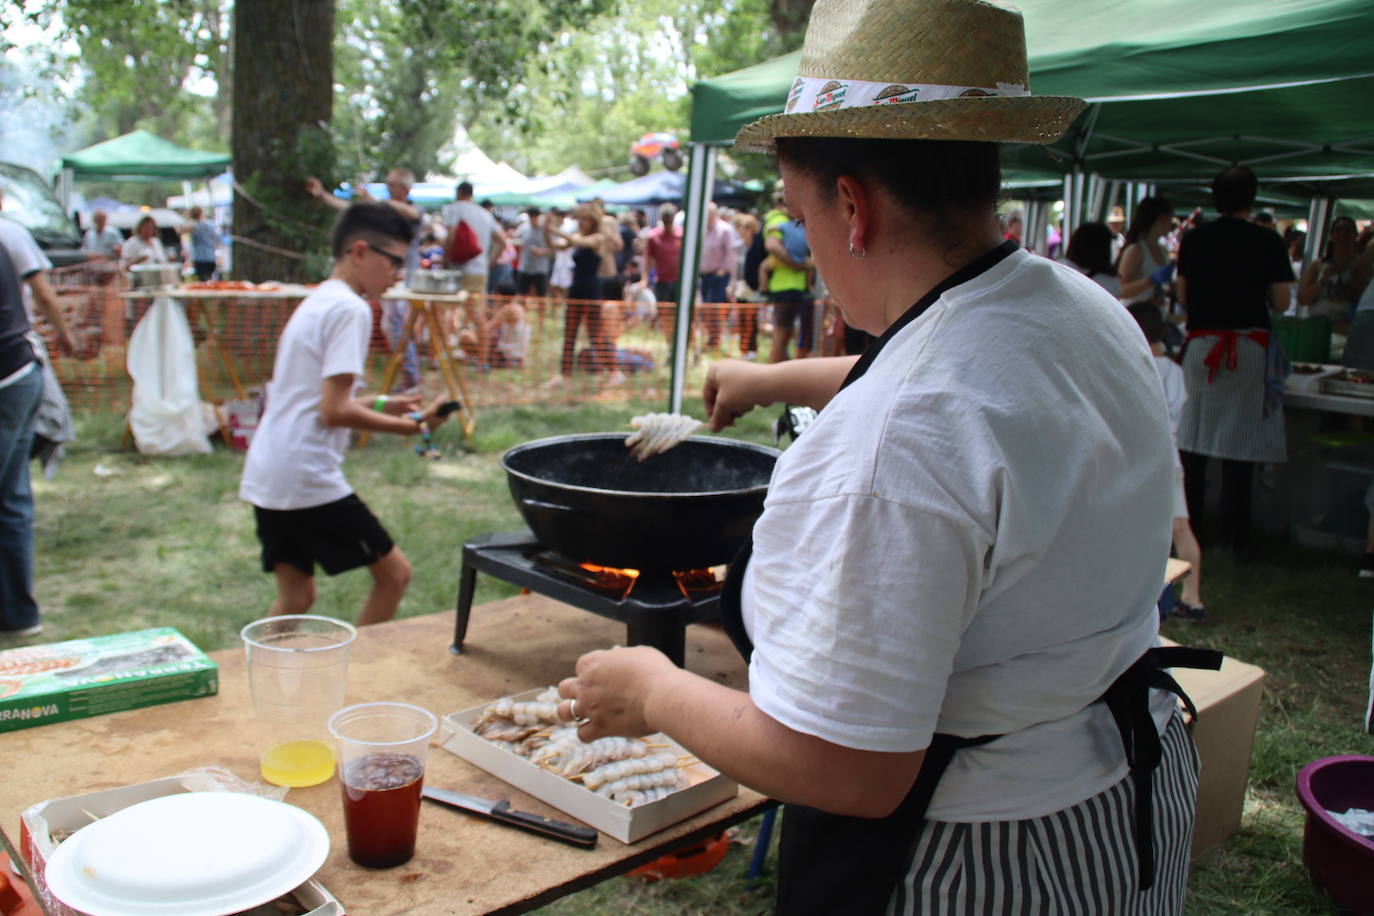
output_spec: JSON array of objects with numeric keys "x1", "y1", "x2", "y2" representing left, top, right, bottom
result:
[{"x1": 0, "y1": 596, "x2": 764, "y2": 915}]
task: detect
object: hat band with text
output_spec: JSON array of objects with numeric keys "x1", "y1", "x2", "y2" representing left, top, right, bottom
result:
[{"x1": 785, "y1": 75, "x2": 1030, "y2": 114}]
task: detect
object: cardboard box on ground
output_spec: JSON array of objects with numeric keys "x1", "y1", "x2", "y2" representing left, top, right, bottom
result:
[{"x1": 1163, "y1": 640, "x2": 1267, "y2": 858}]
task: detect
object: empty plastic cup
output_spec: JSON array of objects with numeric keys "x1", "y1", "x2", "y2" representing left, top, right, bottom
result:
[{"x1": 241, "y1": 615, "x2": 357, "y2": 787}]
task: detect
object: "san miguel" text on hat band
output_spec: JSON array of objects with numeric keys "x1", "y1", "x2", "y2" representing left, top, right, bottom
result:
[{"x1": 786, "y1": 75, "x2": 1030, "y2": 114}]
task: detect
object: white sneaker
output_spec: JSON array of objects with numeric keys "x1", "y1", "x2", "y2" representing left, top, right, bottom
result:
[{"x1": 1, "y1": 622, "x2": 43, "y2": 638}]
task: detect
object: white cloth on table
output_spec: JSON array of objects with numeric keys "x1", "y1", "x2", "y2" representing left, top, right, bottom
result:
[
  {"x1": 239, "y1": 279, "x2": 372, "y2": 510},
  {"x1": 126, "y1": 296, "x2": 211, "y2": 456},
  {"x1": 740, "y1": 249, "x2": 1177, "y2": 822}
]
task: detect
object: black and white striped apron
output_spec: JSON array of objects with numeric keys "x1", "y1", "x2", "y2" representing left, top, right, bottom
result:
[
  {"x1": 1176, "y1": 329, "x2": 1285, "y2": 462},
  {"x1": 719, "y1": 241, "x2": 1221, "y2": 914}
]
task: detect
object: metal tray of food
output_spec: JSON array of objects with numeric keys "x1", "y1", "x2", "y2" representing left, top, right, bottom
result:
[{"x1": 1320, "y1": 370, "x2": 1374, "y2": 400}]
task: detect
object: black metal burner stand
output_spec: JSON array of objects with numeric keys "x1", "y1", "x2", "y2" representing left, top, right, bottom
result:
[{"x1": 453, "y1": 531, "x2": 723, "y2": 667}]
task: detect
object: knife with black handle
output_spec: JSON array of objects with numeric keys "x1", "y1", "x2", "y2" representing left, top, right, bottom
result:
[{"x1": 422, "y1": 785, "x2": 599, "y2": 848}]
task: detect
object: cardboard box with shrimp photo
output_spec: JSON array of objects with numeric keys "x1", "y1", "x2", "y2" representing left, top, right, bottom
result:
[
  {"x1": 19, "y1": 774, "x2": 344, "y2": 916},
  {"x1": 440, "y1": 688, "x2": 739, "y2": 843},
  {"x1": 0, "y1": 628, "x2": 218, "y2": 733}
]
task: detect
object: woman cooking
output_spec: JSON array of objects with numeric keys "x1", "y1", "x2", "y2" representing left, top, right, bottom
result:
[{"x1": 556, "y1": 1, "x2": 1215, "y2": 913}]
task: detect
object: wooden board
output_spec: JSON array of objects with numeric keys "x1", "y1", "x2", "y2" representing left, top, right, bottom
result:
[
  {"x1": 0, "y1": 597, "x2": 764, "y2": 916},
  {"x1": 1165, "y1": 557, "x2": 1191, "y2": 585}
]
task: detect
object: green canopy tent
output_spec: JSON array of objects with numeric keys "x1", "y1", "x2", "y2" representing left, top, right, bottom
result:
[
  {"x1": 685, "y1": 2, "x2": 1374, "y2": 254},
  {"x1": 56, "y1": 130, "x2": 232, "y2": 213},
  {"x1": 671, "y1": 0, "x2": 1374, "y2": 409}
]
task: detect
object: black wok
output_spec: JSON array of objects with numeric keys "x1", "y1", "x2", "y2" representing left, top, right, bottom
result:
[{"x1": 502, "y1": 433, "x2": 780, "y2": 572}]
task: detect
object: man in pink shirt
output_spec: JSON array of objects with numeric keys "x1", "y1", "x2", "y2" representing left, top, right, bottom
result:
[
  {"x1": 697, "y1": 203, "x2": 739, "y2": 351},
  {"x1": 643, "y1": 203, "x2": 683, "y2": 342}
]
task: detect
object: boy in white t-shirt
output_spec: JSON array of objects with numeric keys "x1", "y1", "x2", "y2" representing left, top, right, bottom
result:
[
  {"x1": 1127, "y1": 303, "x2": 1205, "y2": 620},
  {"x1": 239, "y1": 202, "x2": 451, "y2": 626}
]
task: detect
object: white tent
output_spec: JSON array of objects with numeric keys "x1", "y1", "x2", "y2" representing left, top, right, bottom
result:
[
  {"x1": 166, "y1": 174, "x2": 232, "y2": 210},
  {"x1": 446, "y1": 147, "x2": 527, "y2": 194}
]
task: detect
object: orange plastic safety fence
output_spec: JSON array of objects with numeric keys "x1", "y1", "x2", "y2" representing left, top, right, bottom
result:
[{"x1": 34, "y1": 270, "x2": 774, "y2": 413}]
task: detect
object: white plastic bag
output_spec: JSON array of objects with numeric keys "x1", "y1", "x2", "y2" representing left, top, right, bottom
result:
[{"x1": 126, "y1": 297, "x2": 211, "y2": 456}]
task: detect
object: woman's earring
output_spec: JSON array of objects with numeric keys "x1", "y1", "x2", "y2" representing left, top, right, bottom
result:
[{"x1": 848, "y1": 243, "x2": 866, "y2": 260}]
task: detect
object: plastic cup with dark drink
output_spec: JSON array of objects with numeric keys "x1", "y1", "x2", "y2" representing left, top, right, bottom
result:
[{"x1": 327, "y1": 701, "x2": 438, "y2": 868}]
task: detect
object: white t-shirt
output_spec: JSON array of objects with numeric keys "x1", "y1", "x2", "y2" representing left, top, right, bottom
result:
[
  {"x1": 239, "y1": 279, "x2": 372, "y2": 510},
  {"x1": 741, "y1": 249, "x2": 1177, "y2": 822},
  {"x1": 0, "y1": 217, "x2": 50, "y2": 321},
  {"x1": 1154, "y1": 354, "x2": 1186, "y2": 439},
  {"x1": 440, "y1": 200, "x2": 498, "y2": 276},
  {"x1": 120, "y1": 235, "x2": 167, "y2": 269},
  {"x1": 0, "y1": 217, "x2": 50, "y2": 279}
]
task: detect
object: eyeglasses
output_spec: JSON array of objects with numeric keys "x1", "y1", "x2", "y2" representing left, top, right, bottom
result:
[{"x1": 366, "y1": 242, "x2": 405, "y2": 270}]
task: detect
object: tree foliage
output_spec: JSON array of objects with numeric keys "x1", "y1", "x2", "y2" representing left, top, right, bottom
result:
[
  {"x1": 331, "y1": 0, "x2": 613, "y2": 183},
  {"x1": 14, "y1": 0, "x2": 232, "y2": 146},
  {"x1": 463, "y1": 0, "x2": 808, "y2": 179}
]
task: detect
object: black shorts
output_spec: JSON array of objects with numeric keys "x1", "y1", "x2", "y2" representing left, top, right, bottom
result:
[
  {"x1": 769, "y1": 289, "x2": 816, "y2": 351},
  {"x1": 253, "y1": 494, "x2": 394, "y2": 577},
  {"x1": 517, "y1": 271, "x2": 548, "y2": 297}
]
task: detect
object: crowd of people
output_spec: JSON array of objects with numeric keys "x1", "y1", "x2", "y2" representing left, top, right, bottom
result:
[
  {"x1": 1056, "y1": 172, "x2": 1374, "y2": 585},
  {"x1": 78, "y1": 206, "x2": 226, "y2": 284},
  {"x1": 302, "y1": 166, "x2": 869, "y2": 397}
]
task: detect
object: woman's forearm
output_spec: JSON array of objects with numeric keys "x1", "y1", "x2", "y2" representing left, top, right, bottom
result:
[
  {"x1": 642, "y1": 666, "x2": 924, "y2": 817},
  {"x1": 1117, "y1": 275, "x2": 1153, "y2": 298},
  {"x1": 757, "y1": 355, "x2": 858, "y2": 409}
]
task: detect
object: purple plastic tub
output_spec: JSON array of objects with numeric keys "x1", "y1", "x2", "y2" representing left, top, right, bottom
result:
[{"x1": 1296, "y1": 755, "x2": 1374, "y2": 915}]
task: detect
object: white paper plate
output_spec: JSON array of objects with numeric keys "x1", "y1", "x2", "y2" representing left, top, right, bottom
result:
[{"x1": 44, "y1": 792, "x2": 329, "y2": 916}]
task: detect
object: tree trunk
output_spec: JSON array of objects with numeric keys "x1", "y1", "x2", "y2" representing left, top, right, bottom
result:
[{"x1": 231, "y1": 0, "x2": 334, "y2": 282}]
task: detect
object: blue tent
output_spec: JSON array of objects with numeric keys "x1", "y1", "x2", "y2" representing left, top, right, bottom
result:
[{"x1": 578, "y1": 170, "x2": 756, "y2": 208}]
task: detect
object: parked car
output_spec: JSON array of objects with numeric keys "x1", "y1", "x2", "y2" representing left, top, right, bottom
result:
[{"x1": 0, "y1": 161, "x2": 84, "y2": 267}]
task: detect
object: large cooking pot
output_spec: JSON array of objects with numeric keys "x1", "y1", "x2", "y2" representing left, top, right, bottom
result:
[
  {"x1": 502, "y1": 433, "x2": 779, "y2": 572},
  {"x1": 410, "y1": 269, "x2": 461, "y2": 294},
  {"x1": 128, "y1": 263, "x2": 181, "y2": 289}
]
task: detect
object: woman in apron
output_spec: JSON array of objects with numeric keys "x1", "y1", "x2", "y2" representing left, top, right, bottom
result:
[
  {"x1": 1175, "y1": 166, "x2": 1294, "y2": 554},
  {"x1": 556, "y1": 1, "x2": 1215, "y2": 912}
]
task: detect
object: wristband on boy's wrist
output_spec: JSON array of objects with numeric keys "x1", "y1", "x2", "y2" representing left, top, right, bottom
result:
[{"x1": 373, "y1": 394, "x2": 389, "y2": 412}]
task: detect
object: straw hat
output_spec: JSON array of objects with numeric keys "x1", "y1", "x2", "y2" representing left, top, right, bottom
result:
[{"x1": 734, "y1": 0, "x2": 1085, "y2": 154}]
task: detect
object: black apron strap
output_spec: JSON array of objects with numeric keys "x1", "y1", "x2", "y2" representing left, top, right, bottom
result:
[
  {"x1": 719, "y1": 538, "x2": 755, "y2": 661},
  {"x1": 775, "y1": 731, "x2": 999, "y2": 916},
  {"x1": 1098, "y1": 645, "x2": 1222, "y2": 890}
]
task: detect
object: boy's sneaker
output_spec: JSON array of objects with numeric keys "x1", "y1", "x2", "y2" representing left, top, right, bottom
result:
[
  {"x1": 0, "y1": 622, "x2": 43, "y2": 638},
  {"x1": 1359, "y1": 553, "x2": 1374, "y2": 579},
  {"x1": 1171, "y1": 600, "x2": 1206, "y2": 623}
]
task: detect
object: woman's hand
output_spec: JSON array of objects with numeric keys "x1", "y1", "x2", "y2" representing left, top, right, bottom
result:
[
  {"x1": 557, "y1": 646, "x2": 677, "y2": 740},
  {"x1": 703, "y1": 358, "x2": 770, "y2": 431}
]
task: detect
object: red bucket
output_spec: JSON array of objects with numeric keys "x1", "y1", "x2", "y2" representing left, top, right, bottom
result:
[{"x1": 1295, "y1": 755, "x2": 1374, "y2": 914}]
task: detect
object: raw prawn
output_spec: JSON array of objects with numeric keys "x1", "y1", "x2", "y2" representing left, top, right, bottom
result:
[
  {"x1": 616, "y1": 785, "x2": 679, "y2": 808},
  {"x1": 624, "y1": 413, "x2": 702, "y2": 461},
  {"x1": 581, "y1": 752, "x2": 677, "y2": 791},
  {"x1": 595, "y1": 767, "x2": 684, "y2": 802}
]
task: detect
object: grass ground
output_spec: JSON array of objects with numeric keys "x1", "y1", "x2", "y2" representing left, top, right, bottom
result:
[{"x1": 11, "y1": 406, "x2": 1373, "y2": 914}]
